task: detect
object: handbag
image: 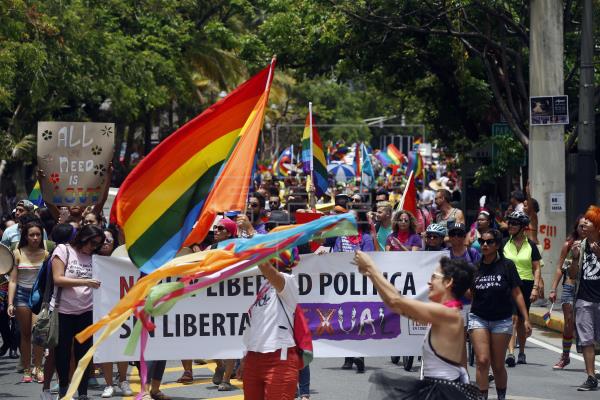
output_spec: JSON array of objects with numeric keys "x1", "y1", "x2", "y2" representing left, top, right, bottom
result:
[{"x1": 32, "y1": 245, "x2": 67, "y2": 348}]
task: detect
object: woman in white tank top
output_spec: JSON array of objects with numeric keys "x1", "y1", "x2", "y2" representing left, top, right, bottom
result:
[{"x1": 353, "y1": 252, "x2": 480, "y2": 399}]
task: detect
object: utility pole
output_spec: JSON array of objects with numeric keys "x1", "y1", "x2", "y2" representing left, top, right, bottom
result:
[
  {"x1": 576, "y1": 0, "x2": 596, "y2": 212},
  {"x1": 529, "y1": 1, "x2": 566, "y2": 291}
]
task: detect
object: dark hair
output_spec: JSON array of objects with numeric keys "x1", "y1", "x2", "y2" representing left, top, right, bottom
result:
[
  {"x1": 376, "y1": 189, "x2": 389, "y2": 199},
  {"x1": 51, "y1": 223, "x2": 75, "y2": 245},
  {"x1": 354, "y1": 209, "x2": 371, "y2": 234},
  {"x1": 250, "y1": 192, "x2": 266, "y2": 209},
  {"x1": 437, "y1": 189, "x2": 452, "y2": 203},
  {"x1": 18, "y1": 220, "x2": 45, "y2": 250},
  {"x1": 568, "y1": 214, "x2": 586, "y2": 242},
  {"x1": 527, "y1": 197, "x2": 540, "y2": 213},
  {"x1": 19, "y1": 212, "x2": 42, "y2": 227},
  {"x1": 392, "y1": 210, "x2": 417, "y2": 234},
  {"x1": 36, "y1": 207, "x2": 56, "y2": 238},
  {"x1": 105, "y1": 224, "x2": 121, "y2": 248},
  {"x1": 481, "y1": 229, "x2": 504, "y2": 250},
  {"x1": 439, "y1": 257, "x2": 476, "y2": 299},
  {"x1": 71, "y1": 224, "x2": 105, "y2": 252},
  {"x1": 83, "y1": 210, "x2": 104, "y2": 227},
  {"x1": 511, "y1": 190, "x2": 525, "y2": 202}
]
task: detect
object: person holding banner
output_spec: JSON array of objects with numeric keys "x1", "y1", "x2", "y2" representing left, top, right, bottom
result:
[
  {"x1": 242, "y1": 254, "x2": 300, "y2": 400},
  {"x1": 385, "y1": 210, "x2": 422, "y2": 252},
  {"x1": 351, "y1": 251, "x2": 480, "y2": 399}
]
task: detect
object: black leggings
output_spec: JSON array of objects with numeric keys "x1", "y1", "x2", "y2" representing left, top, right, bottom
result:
[{"x1": 56, "y1": 311, "x2": 93, "y2": 397}]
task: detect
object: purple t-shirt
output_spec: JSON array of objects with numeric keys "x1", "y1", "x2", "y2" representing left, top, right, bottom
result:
[
  {"x1": 333, "y1": 233, "x2": 375, "y2": 252},
  {"x1": 386, "y1": 232, "x2": 423, "y2": 251},
  {"x1": 52, "y1": 244, "x2": 93, "y2": 315}
]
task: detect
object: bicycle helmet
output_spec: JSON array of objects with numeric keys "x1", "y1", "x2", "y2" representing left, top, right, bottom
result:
[
  {"x1": 426, "y1": 223, "x2": 447, "y2": 237},
  {"x1": 507, "y1": 210, "x2": 530, "y2": 226}
]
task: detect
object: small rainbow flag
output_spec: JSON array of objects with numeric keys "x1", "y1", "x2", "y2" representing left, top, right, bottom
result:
[
  {"x1": 301, "y1": 107, "x2": 329, "y2": 197},
  {"x1": 543, "y1": 303, "x2": 554, "y2": 327},
  {"x1": 28, "y1": 180, "x2": 44, "y2": 207},
  {"x1": 387, "y1": 144, "x2": 406, "y2": 165},
  {"x1": 374, "y1": 150, "x2": 393, "y2": 167},
  {"x1": 407, "y1": 150, "x2": 423, "y2": 179}
]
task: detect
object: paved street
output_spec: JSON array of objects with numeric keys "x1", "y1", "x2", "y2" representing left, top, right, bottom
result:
[{"x1": 2, "y1": 327, "x2": 600, "y2": 399}]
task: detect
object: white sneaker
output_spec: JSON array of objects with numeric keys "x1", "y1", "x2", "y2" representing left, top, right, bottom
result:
[
  {"x1": 119, "y1": 380, "x2": 133, "y2": 396},
  {"x1": 101, "y1": 385, "x2": 115, "y2": 398}
]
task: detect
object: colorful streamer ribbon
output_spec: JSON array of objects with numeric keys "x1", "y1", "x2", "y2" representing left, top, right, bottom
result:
[{"x1": 63, "y1": 213, "x2": 357, "y2": 399}]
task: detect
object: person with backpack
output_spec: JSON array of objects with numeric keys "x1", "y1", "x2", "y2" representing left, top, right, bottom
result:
[
  {"x1": 241, "y1": 250, "x2": 302, "y2": 400},
  {"x1": 7, "y1": 220, "x2": 49, "y2": 383}
]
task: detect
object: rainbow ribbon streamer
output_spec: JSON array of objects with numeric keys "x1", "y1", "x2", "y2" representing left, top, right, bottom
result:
[{"x1": 63, "y1": 213, "x2": 357, "y2": 399}]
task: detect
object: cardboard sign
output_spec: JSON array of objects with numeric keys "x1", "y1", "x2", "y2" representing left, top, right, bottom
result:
[{"x1": 37, "y1": 122, "x2": 115, "y2": 206}]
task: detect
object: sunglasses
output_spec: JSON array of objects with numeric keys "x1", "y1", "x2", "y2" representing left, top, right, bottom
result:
[
  {"x1": 426, "y1": 234, "x2": 442, "y2": 240},
  {"x1": 477, "y1": 238, "x2": 496, "y2": 246},
  {"x1": 104, "y1": 238, "x2": 114, "y2": 244},
  {"x1": 249, "y1": 203, "x2": 260, "y2": 208},
  {"x1": 507, "y1": 221, "x2": 522, "y2": 226}
]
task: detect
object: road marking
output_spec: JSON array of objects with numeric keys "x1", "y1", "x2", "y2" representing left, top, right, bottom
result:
[
  {"x1": 528, "y1": 337, "x2": 600, "y2": 367},
  {"x1": 119, "y1": 363, "x2": 243, "y2": 399}
]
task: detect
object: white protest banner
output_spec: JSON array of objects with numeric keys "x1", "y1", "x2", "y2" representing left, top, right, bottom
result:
[
  {"x1": 93, "y1": 251, "x2": 441, "y2": 362},
  {"x1": 37, "y1": 121, "x2": 115, "y2": 206}
]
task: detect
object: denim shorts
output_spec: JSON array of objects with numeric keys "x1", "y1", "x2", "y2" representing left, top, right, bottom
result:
[
  {"x1": 15, "y1": 285, "x2": 32, "y2": 307},
  {"x1": 561, "y1": 283, "x2": 575, "y2": 305},
  {"x1": 467, "y1": 313, "x2": 513, "y2": 335}
]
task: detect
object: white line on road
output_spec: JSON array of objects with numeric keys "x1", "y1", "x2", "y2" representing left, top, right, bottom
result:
[{"x1": 528, "y1": 337, "x2": 600, "y2": 367}]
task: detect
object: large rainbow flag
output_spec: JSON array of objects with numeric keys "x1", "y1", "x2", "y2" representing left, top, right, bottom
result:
[
  {"x1": 111, "y1": 61, "x2": 275, "y2": 272},
  {"x1": 301, "y1": 108, "x2": 328, "y2": 197}
]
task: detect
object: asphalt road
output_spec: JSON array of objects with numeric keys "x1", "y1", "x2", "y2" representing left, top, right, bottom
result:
[{"x1": 2, "y1": 327, "x2": 599, "y2": 399}]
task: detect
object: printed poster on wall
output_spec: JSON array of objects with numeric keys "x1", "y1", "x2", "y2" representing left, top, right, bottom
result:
[
  {"x1": 93, "y1": 251, "x2": 442, "y2": 362},
  {"x1": 37, "y1": 122, "x2": 115, "y2": 206}
]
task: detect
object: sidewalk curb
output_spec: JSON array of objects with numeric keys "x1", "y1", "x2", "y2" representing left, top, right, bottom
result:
[{"x1": 530, "y1": 308, "x2": 564, "y2": 334}]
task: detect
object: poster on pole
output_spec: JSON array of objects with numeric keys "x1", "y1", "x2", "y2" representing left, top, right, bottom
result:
[
  {"x1": 37, "y1": 122, "x2": 115, "y2": 206},
  {"x1": 530, "y1": 96, "x2": 569, "y2": 125},
  {"x1": 93, "y1": 251, "x2": 441, "y2": 362}
]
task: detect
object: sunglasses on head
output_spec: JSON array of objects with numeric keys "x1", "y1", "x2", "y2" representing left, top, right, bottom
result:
[{"x1": 477, "y1": 238, "x2": 496, "y2": 246}]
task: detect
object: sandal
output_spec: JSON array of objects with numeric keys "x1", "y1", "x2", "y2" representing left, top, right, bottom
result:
[
  {"x1": 217, "y1": 382, "x2": 233, "y2": 391},
  {"x1": 150, "y1": 391, "x2": 172, "y2": 400},
  {"x1": 176, "y1": 370, "x2": 193, "y2": 384},
  {"x1": 35, "y1": 368, "x2": 44, "y2": 383}
]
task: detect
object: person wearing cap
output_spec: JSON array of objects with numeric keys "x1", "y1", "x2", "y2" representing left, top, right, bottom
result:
[
  {"x1": 448, "y1": 224, "x2": 480, "y2": 265},
  {"x1": 241, "y1": 250, "x2": 301, "y2": 400},
  {"x1": 1, "y1": 200, "x2": 35, "y2": 247}
]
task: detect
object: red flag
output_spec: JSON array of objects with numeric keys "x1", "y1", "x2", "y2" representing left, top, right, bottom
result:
[{"x1": 398, "y1": 171, "x2": 417, "y2": 217}]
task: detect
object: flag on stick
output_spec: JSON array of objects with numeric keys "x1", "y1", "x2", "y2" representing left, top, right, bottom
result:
[
  {"x1": 301, "y1": 105, "x2": 328, "y2": 197},
  {"x1": 387, "y1": 144, "x2": 406, "y2": 165},
  {"x1": 111, "y1": 61, "x2": 275, "y2": 273},
  {"x1": 360, "y1": 143, "x2": 375, "y2": 189},
  {"x1": 273, "y1": 147, "x2": 292, "y2": 176},
  {"x1": 397, "y1": 170, "x2": 417, "y2": 218},
  {"x1": 29, "y1": 180, "x2": 44, "y2": 207},
  {"x1": 543, "y1": 303, "x2": 554, "y2": 327}
]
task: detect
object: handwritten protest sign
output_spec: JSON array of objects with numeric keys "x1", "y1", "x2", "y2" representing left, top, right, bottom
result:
[{"x1": 37, "y1": 122, "x2": 115, "y2": 206}]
